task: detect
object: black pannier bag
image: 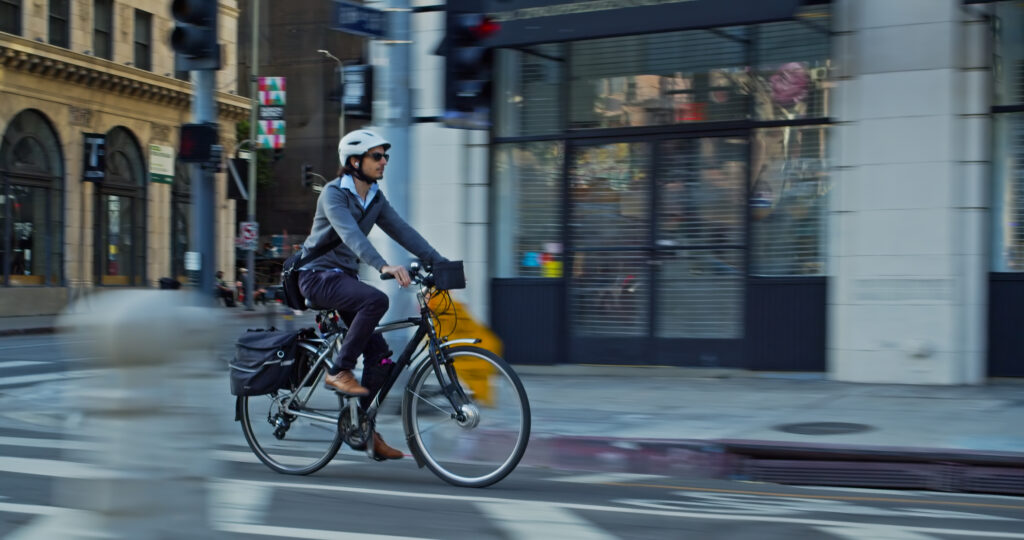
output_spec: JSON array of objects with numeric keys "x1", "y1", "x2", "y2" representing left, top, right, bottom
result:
[{"x1": 230, "y1": 328, "x2": 300, "y2": 396}]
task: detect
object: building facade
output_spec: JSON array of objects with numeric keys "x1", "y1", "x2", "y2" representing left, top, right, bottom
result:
[
  {"x1": 399, "y1": 0, "x2": 1022, "y2": 383},
  {"x1": 0, "y1": 0, "x2": 248, "y2": 315}
]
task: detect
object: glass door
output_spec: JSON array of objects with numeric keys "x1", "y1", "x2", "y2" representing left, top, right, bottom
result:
[{"x1": 566, "y1": 135, "x2": 748, "y2": 366}]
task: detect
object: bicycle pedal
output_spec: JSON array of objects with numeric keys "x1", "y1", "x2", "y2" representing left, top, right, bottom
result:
[{"x1": 322, "y1": 383, "x2": 369, "y2": 397}]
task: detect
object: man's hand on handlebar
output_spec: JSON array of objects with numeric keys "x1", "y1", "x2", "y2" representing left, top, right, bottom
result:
[{"x1": 381, "y1": 264, "x2": 412, "y2": 287}]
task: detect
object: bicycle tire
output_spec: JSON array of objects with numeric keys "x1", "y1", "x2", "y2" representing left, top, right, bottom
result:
[
  {"x1": 401, "y1": 346, "x2": 531, "y2": 487},
  {"x1": 238, "y1": 356, "x2": 344, "y2": 475}
]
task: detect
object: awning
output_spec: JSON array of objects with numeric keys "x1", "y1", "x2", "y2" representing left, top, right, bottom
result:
[{"x1": 458, "y1": 0, "x2": 805, "y2": 49}]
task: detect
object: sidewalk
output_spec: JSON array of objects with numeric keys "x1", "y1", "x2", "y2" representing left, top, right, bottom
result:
[{"x1": 2, "y1": 311, "x2": 1022, "y2": 494}]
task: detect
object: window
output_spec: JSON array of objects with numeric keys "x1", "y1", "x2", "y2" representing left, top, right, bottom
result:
[
  {"x1": 48, "y1": 0, "x2": 69, "y2": 48},
  {"x1": 0, "y1": 0, "x2": 21, "y2": 35},
  {"x1": 994, "y1": 3, "x2": 1024, "y2": 271},
  {"x1": 97, "y1": 127, "x2": 146, "y2": 286},
  {"x1": 0, "y1": 110, "x2": 65, "y2": 287},
  {"x1": 134, "y1": 10, "x2": 152, "y2": 71},
  {"x1": 493, "y1": 142, "x2": 564, "y2": 278},
  {"x1": 93, "y1": 0, "x2": 113, "y2": 60}
]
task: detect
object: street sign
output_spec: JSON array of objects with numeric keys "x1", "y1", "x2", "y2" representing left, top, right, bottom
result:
[
  {"x1": 82, "y1": 133, "x2": 106, "y2": 182},
  {"x1": 331, "y1": 0, "x2": 387, "y2": 39},
  {"x1": 240, "y1": 221, "x2": 259, "y2": 250}
]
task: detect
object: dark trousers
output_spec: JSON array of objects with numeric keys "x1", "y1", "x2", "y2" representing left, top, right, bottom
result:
[{"x1": 298, "y1": 269, "x2": 391, "y2": 373}]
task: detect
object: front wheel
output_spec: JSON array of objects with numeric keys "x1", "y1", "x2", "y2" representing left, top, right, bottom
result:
[{"x1": 402, "y1": 346, "x2": 531, "y2": 487}]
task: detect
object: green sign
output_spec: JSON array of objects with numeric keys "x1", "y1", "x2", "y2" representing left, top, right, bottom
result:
[{"x1": 149, "y1": 144, "x2": 175, "y2": 184}]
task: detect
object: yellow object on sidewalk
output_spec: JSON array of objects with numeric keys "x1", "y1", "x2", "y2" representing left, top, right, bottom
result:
[{"x1": 429, "y1": 294, "x2": 501, "y2": 406}]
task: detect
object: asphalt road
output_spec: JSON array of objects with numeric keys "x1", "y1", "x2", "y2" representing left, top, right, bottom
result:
[{"x1": 1, "y1": 332, "x2": 1024, "y2": 538}]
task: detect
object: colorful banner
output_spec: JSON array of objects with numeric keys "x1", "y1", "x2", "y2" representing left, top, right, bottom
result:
[
  {"x1": 258, "y1": 120, "x2": 285, "y2": 149},
  {"x1": 258, "y1": 76, "x2": 286, "y2": 106}
]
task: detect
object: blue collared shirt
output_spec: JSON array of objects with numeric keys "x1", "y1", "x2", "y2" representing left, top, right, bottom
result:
[{"x1": 339, "y1": 174, "x2": 378, "y2": 209}]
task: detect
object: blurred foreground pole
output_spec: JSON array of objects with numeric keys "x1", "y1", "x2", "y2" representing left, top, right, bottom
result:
[{"x1": 37, "y1": 291, "x2": 223, "y2": 539}]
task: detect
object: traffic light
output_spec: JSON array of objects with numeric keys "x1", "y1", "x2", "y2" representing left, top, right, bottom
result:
[
  {"x1": 178, "y1": 123, "x2": 219, "y2": 163},
  {"x1": 170, "y1": 0, "x2": 221, "y2": 71},
  {"x1": 443, "y1": 10, "x2": 500, "y2": 129},
  {"x1": 302, "y1": 164, "x2": 314, "y2": 185}
]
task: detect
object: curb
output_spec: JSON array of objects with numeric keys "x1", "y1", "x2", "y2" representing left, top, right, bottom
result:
[
  {"x1": 0, "y1": 326, "x2": 56, "y2": 337},
  {"x1": 521, "y1": 435, "x2": 1024, "y2": 495}
]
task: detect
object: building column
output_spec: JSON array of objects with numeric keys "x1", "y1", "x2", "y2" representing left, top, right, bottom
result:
[{"x1": 828, "y1": 0, "x2": 991, "y2": 384}]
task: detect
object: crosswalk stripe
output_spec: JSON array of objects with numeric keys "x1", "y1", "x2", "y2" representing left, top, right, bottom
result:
[
  {"x1": 476, "y1": 500, "x2": 616, "y2": 540},
  {"x1": 0, "y1": 456, "x2": 110, "y2": 479},
  {"x1": 0, "y1": 361, "x2": 44, "y2": 370},
  {"x1": 0, "y1": 369, "x2": 102, "y2": 388},
  {"x1": 215, "y1": 522, "x2": 437, "y2": 539},
  {"x1": 0, "y1": 435, "x2": 100, "y2": 451},
  {"x1": 551, "y1": 472, "x2": 667, "y2": 484}
]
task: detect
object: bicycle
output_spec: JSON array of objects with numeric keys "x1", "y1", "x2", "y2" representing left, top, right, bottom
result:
[{"x1": 235, "y1": 261, "x2": 531, "y2": 487}]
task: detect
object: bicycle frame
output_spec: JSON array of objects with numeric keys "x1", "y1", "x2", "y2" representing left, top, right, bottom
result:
[{"x1": 277, "y1": 285, "x2": 479, "y2": 431}]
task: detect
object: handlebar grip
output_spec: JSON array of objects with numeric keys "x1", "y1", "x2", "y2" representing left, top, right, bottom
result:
[{"x1": 380, "y1": 272, "x2": 395, "y2": 280}]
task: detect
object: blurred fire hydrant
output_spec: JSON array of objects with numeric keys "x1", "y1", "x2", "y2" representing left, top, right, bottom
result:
[{"x1": 428, "y1": 295, "x2": 500, "y2": 406}]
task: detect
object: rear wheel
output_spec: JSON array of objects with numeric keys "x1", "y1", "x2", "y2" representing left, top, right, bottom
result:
[
  {"x1": 238, "y1": 360, "x2": 344, "y2": 475},
  {"x1": 402, "y1": 346, "x2": 531, "y2": 487}
]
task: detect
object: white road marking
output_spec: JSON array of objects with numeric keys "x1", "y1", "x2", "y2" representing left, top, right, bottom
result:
[
  {"x1": 224, "y1": 479, "x2": 1024, "y2": 538},
  {"x1": 0, "y1": 435, "x2": 100, "y2": 451},
  {"x1": 215, "y1": 522, "x2": 437, "y2": 539},
  {"x1": 476, "y1": 500, "x2": 616, "y2": 540},
  {"x1": 551, "y1": 472, "x2": 666, "y2": 484},
  {"x1": 0, "y1": 361, "x2": 44, "y2": 369},
  {"x1": 0, "y1": 338, "x2": 94, "y2": 351},
  {"x1": 818, "y1": 524, "x2": 941, "y2": 539},
  {"x1": 0, "y1": 369, "x2": 102, "y2": 388},
  {"x1": 0, "y1": 456, "x2": 111, "y2": 479},
  {"x1": 210, "y1": 480, "x2": 273, "y2": 525},
  {"x1": 0, "y1": 502, "x2": 65, "y2": 516}
]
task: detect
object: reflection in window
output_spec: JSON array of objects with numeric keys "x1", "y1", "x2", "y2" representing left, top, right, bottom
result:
[
  {"x1": 493, "y1": 143, "x2": 564, "y2": 278},
  {"x1": 569, "y1": 28, "x2": 748, "y2": 129},
  {"x1": 568, "y1": 143, "x2": 650, "y2": 337},
  {"x1": 750, "y1": 126, "x2": 831, "y2": 276},
  {"x1": 495, "y1": 44, "x2": 565, "y2": 138}
]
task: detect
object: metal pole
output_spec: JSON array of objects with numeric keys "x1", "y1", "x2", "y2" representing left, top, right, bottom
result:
[
  {"x1": 191, "y1": 70, "x2": 217, "y2": 299},
  {"x1": 245, "y1": 0, "x2": 260, "y2": 310},
  {"x1": 377, "y1": 0, "x2": 413, "y2": 319},
  {"x1": 318, "y1": 49, "x2": 345, "y2": 142}
]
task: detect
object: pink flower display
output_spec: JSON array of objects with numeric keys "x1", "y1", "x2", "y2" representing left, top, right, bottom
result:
[{"x1": 770, "y1": 62, "x2": 809, "y2": 108}]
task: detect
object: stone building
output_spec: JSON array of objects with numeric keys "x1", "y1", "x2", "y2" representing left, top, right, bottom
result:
[{"x1": 0, "y1": 0, "x2": 248, "y2": 315}]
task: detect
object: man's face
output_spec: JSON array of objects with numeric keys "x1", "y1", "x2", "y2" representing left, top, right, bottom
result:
[{"x1": 359, "y1": 145, "x2": 389, "y2": 181}]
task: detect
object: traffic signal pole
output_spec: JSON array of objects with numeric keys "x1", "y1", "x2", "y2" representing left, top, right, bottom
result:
[
  {"x1": 192, "y1": 70, "x2": 217, "y2": 299},
  {"x1": 245, "y1": 0, "x2": 260, "y2": 310},
  {"x1": 378, "y1": 0, "x2": 414, "y2": 321}
]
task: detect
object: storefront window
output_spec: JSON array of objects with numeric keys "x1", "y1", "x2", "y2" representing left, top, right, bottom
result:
[
  {"x1": 749, "y1": 125, "x2": 831, "y2": 276},
  {"x1": 994, "y1": 2, "x2": 1024, "y2": 271},
  {"x1": 568, "y1": 27, "x2": 748, "y2": 129},
  {"x1": 493, "y1": 142, "x2": 564, "y2": 278},
  {"x1": 97, "y1": 127, "x2": 145, "y2": 286},
  {"x1": 0, "y1": 109, "x2": 64, "y2": 287},
  {"x1": 752, "y1": 11, "x2": 832, "y2": 121},
  {"x1": 495, "y1": 44, "x2": 565, "y2": 138},
  {"x1": 171, "y1": 159, "x2": 191, "y2": 283},
  {"x1": 568, "y1": 142, "x2": 650, "y2": 337}
]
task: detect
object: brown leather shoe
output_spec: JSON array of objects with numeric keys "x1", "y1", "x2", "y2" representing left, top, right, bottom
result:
[
  {"x1": 324, "y1": 370, "x2": 369, "y2": 396},
  {"x1": 373, "y1": 432, "x2": 404, "y2": 460}
]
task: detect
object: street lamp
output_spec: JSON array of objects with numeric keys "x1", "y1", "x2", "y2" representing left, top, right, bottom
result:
[{"x1": 317, "y1": 49, "x2": 345, "y2": 138}]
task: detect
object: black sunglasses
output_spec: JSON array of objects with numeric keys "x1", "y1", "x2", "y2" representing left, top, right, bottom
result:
[{"x1": 367, "y1": 152, "x2": 390, "y2": 161}]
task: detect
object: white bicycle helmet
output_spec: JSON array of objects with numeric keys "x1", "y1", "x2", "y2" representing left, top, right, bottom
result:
[{"x1": 338, "y1": 129, "x2": 391, "y2": 167}]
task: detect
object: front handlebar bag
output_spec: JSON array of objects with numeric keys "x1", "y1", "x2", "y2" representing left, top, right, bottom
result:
[{"x1": 230, "y1": 328, "x2": 300, "y2": 396}]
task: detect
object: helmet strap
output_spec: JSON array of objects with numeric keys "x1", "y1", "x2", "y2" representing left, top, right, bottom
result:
[{"x1": 345, "y1": 156, "x2": 377, "y2": 184}]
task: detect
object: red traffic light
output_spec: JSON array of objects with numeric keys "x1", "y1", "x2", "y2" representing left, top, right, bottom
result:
[{"x1": 468, "y1": 17, "x2": 500, "y2": 40}]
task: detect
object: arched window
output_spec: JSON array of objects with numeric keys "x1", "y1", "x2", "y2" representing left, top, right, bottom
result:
[
  {"x1": 170, "y1": 159, "x2": 191, "y2": 283},
  {"x1": 0, "y1": 109, "x2": 65, "y2": 287},
  {"x1": 96, "y1": 127, "x2": 146, "y2": 286}
]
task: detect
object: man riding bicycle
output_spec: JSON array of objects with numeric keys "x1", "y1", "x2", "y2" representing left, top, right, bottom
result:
[{"x1": 296, "y1": 129, "x2": 448, "y2": 460}]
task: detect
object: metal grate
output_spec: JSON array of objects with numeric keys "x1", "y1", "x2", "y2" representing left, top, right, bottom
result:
[{"x1": 493, "y1": 142, "x2": 565, "y2": 278}]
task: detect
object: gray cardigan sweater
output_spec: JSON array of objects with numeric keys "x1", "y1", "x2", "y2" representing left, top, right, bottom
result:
[{"x1": 300, "y1": 176, "x2": 444, "y2": 274}]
